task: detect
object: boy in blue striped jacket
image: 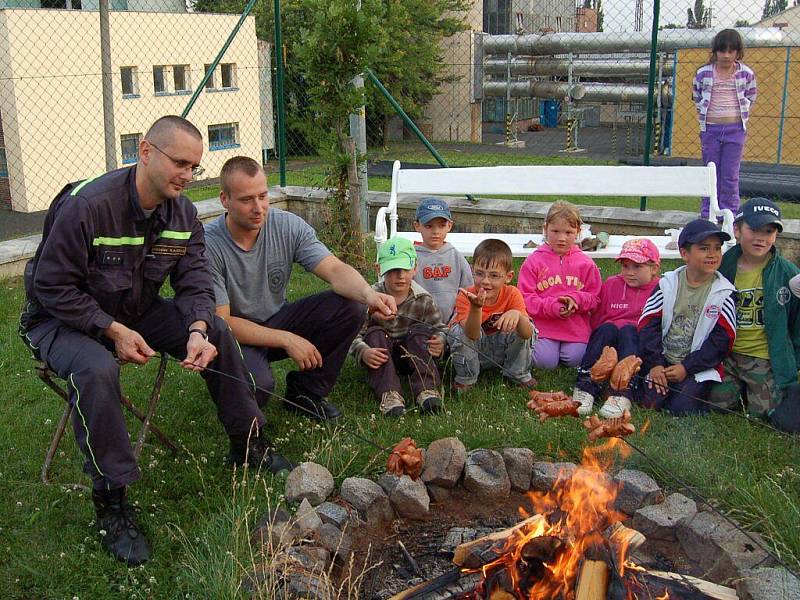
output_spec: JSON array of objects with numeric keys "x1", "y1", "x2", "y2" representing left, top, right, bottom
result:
[{"x1": 637, "y1": 220, "x2": 737, "y2": 415}]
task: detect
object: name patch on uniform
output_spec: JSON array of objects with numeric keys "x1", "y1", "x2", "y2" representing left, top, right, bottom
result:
[{"x1": 151, "y1": 244, "x2": 187, "y2": 257}]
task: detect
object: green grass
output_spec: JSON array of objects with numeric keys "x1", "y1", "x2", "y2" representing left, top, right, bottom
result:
[{"x1": 2, "y1": 260, "x2": 799, "y2": 598}]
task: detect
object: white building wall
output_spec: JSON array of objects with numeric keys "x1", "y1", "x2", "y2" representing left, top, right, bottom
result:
[{"x1": 0, "y1": 9, "x2": 264, "y2": 212}]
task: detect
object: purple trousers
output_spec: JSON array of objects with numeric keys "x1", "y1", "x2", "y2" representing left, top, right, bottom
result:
[
  {"x1": 700, "y1": 122, "x2": 747, "y2": 218},
  {"x1": 533, "y1": 337, "x2": 586, "y2": 370}
]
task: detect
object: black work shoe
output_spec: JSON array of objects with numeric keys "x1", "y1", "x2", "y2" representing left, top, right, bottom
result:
[
  {"x1": 228, "y1": 434, "x2": 296, "y2": 475},
  {"x1": 92, "y1": 487, "x2": 151, "y2": 566},
  {"x1": 284, "y1": 392, "x2": 342, "y2": 421}
]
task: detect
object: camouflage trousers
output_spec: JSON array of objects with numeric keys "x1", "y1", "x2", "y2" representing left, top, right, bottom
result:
[{"x1": 707, "y1": 352, "x2": 777, "y2": 416}]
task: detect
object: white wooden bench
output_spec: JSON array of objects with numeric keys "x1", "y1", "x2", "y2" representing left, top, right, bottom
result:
[{"x1": 374, "y1": 161, "x2": 734, "y2": 260}]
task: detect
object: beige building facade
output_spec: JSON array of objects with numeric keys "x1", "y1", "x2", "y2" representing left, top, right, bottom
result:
[{"x1": 0, "y1": 9, "x2": 271, "y2": 213}]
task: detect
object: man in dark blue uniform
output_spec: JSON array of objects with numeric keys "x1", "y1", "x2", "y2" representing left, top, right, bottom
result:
[{"x1": 20, "y1": 116, "x2": 292, "y2": 566}]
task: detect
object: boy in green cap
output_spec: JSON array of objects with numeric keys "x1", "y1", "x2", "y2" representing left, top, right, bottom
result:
[{"x1": 350, "y1": 237, "x2": 446, "y2": 416}]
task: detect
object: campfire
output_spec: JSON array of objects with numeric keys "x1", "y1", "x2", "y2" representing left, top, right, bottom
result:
[{"x1": 392, "y1": 439, "x2": 736, "y2": 600}]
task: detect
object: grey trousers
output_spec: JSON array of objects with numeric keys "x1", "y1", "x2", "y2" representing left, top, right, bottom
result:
[{"x1": 449, "y1": 324, "x2": 535, "y2": 385}]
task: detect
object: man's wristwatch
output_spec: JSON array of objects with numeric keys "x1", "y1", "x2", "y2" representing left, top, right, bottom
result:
[{"x1": 188, "y1": 328, "x2": 209, "y2": 341}]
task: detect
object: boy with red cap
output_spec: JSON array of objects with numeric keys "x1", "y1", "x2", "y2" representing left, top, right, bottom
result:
[{"x1": 574, "y1": 239, "x2": 661, "y2": 417}]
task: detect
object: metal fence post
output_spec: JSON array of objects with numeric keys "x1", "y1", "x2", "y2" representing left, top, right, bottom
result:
[
  {"x1": 640, "y1": 0, "x2": 660, "y2": 212},
  {"x1": 274, "y1": 0, "x2": 287, "y2": 187},
  {"x1": 100, "y1": 0, "x2": 116, "y2": 172}
]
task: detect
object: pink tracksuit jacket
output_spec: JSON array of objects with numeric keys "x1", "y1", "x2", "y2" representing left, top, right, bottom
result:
[
  {"x1": 589, "y1": 274, "x2": 660, "y2": 330},
  {"x1": 518, "y1": 244, "x2": 602, "y2": 343}
]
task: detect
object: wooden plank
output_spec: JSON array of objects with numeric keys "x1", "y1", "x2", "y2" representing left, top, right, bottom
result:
[
  {"x1": 646, "y1": 570, "x2": 738, "y2": 600},
  {"x1": 575, "y1": 560, "x2": 609, "y2": 600},
  {"x1": 452, "y1": 514, "x2": 546, "y2": 568}
]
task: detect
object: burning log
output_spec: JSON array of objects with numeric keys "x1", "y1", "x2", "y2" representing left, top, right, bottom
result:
[
  {"x1": 609, "y1": 355, "x2": 642, "y2": 391},
  {"x1": 613, "y1": 569, "x2": 739, "y2": 600},
  {"x1": 590, "y1": 346, "x2": 618, "y2": 382},
  {"x1": 452, "y1": 515, "x2": 547, "y2": 568},
  {"x1": 387, "y1": 567, "x2": 462, "y2": 600},
  {"x1": 583, "y1": 411, "x2": 636, "y2": 442},
  {"x1": 386, "y1": 437, "x2": 424, "y2": 480},
  {"x1": 575, "y1": 560, "x2": 609, "y2": 600}
]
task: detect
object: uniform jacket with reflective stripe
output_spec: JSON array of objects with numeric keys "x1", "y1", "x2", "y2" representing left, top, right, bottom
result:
[{"x1": 21, "y1": 166, "x2": 215, "y2": 337}]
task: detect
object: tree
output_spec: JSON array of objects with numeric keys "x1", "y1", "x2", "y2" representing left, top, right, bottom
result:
[
  {"x1": 734, "y1": 19, "x2": 751, "y2": 26},
  {"x1": 762, "y1": 0, "x2": 788, "y2": 19},
  {"x1": 687, "y1": 0, "x2": 710, "y2": 28}
]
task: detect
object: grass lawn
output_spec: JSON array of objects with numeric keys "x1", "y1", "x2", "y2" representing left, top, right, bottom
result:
[
  {"x1": 1, "y1": 259, "x2": 799, "y2": 599},
  {"x1": 234, "y1": 148, "x2": 800, "y2": 218}
]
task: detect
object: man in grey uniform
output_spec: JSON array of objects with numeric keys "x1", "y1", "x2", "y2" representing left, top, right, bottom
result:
[{"x1": 205, "y1": 156, "x2": 397, "y2": 419}]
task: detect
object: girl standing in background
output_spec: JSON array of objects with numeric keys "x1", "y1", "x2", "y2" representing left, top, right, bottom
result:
[{"x1": 692, "y1": 29, "x2": 757, "y2": 218}]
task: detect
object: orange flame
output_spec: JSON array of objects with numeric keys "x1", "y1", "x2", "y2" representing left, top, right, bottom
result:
[{"x1": 469, "y1": 440, "x2": 633, "y2": 598}]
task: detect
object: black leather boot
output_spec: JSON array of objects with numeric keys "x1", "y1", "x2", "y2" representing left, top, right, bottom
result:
[
  {"x1": 284, "y1": 375, "x2": 342, "y2": 421},
  {"x1": 228, "y1": 433, "x2": 296, "y2": 474},
  {"x1": 92, "y1": 487, "x2": 151, "y2": 566}
]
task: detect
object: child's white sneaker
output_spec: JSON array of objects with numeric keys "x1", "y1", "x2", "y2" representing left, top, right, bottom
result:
[
  {"x1": 380, "y1": 390, "x2": 406, "y2": 417},
  {"x1": 599, "y1": 395, "x2": 632, "y2": 419},
  {"x1": 573, "y1": 389, "x2": 595, "y2": 416}
]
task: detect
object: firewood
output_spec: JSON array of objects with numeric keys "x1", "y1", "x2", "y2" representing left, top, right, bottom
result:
[
  {"x1": 643, "y1": 570, "x2": 738, "y2": 600},
  {"x1": 488, "y1": 589, "x2": 516, "y2": 600},
  {"x1": 520, "y1": 535, "x2": 562, "y2": 561},
  {"x1": 575, "y1": 560, "x2": 609, "y2": 600},
  {"x1": 388, "y1": 567, "x2": 461, "y2": 600},
  {"x1": 452, "y1": 514, "x2": 546, "y2": 568},
  {"x1": 606, "y1": 522, "x2": 646, "y2": 552}
]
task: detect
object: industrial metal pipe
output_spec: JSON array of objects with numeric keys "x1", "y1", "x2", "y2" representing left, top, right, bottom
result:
[
  {"x1": 483, "y1": 80, "x2": 672, "y2": 105},
  {"x1": 483, "y1": 80, "x2": 587, "y2": 100},
  {"x1": 483, "y1": 27, "x2": 800, "y2": 56},
  {"x1": 484, "y1": 57, "x2": 673, "y2": 77}
]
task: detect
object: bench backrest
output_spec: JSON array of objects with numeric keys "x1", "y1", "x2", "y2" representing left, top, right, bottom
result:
[{"x1": 375, "y1": 160, "x2": 726, "y2": 244}]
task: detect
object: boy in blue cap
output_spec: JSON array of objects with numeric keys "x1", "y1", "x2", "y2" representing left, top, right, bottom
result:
[
  {"x1": 413, "y1": 197, "x2": 473, "y2": 322},
  {"x1": 637, "y1": 219, "x2": 737, "y2": 414},
  {"x1": 708, "y1": 198, "x2": 800, "y2": 417}
]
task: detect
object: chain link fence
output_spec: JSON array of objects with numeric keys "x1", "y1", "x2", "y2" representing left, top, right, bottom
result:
[
  {"x1": 2, "y1": 0, "x2": 799, "y2": 215},
  {"x1": 0, "y1": 0, "x2": 272, "y2": 213}
]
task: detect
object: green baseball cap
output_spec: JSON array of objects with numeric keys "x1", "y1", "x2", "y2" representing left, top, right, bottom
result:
[{"x1": 378, "y1": 237, "x2": 417, "y2": 275}]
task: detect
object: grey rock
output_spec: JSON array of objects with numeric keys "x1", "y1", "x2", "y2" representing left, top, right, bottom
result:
[
  {"x1": 677, "y1": 510, "x2": 776, "y2": 583},
  {"x1": 285, "y1": 462, "x2": 335, "y2": 506},
  {"x1": 613, "y1": 469, "x2": 664, "y2": 515},
  {"x1": 531, "y1": 462, "x2": 577, "y2": 492},
  {"x1": 501, "y1": 448, "x2": 535, "y2": 492},
  {"x1": 389, "y1": 475, "x2": 430, "y2": 518},
  {"x1": 420, "y1": 437, "x2": 467, "y2": 488},
  {"x1": 426, "y1": 484, "x2": 452, "y2": 503},
  {"x1": 632, "y1": 493, "x2": 697, "y2": 541},
  {"x1": 462, "y1": 449, "x2": 511, "y2": 499},
  {"x1": 378, "y1": 472, "x2": 401, "y2": 496},
  {"x1": 251, "y1": 517, "x2": 298, "y2": 550},
  {"x1": 314, "y1": 522, "x2": 353, "y2": 560},
  {"x1": 294, "y1": 498, "x2": 323, "y2": 536},
  {"x1": 340, "y1": 477, "x2": 394, "y2": 526},
  {"x1": 315, "y1": 501, "x2": 349, "y2": 529},
  {"x1": 284, "y1": 571, "x2": 334, "y2": 600},
  {"x1": 286, "y1": 545, "x2": 330, "y2": 572},
  {"x1": 737, "y1": 567, "x2": 800, "y2": 600}
]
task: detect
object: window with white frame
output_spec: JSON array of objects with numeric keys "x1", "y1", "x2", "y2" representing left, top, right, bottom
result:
[
  {"x1": 121, "y1": 66, "x2": 138, "y2": 97},
  {"x1": 208, "y1": 122, "x2": 239, "y2": 150},
  {"x1": 153, "y1": 66, "x2": 167, "y2": 94},
  {"x1": 220, "y1": 63, "x2": 237, "y2": 89},
  {"x1": 173, "y1": 64, "x2": 190, "y2": 93},
  {"x1": 204, "y1": 64, "x2": 215, "y2": 89},
  {"x1": 120, "y1": 133, "x2": 142, "y2": 164}
]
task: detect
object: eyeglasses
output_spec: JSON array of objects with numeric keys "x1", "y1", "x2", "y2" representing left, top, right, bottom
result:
[{"x1": 149, "y1": 142, "x2": 205, "y2": 178}]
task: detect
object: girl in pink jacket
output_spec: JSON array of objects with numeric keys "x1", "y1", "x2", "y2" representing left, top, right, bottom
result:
[{"x1": 518, "y1": 202, "x2": 601, "y2": 370}]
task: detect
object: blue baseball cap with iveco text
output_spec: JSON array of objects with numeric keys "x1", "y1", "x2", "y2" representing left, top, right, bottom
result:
[
  {"x1": 734, "y1": 197, "x2": 783, "y2": 232},
  {"x1": 678, "y1": 218, "x2": 731, "y2": 248},
  {"x1": 415, "y1": 197, "x2": 453, "y2": 224}
]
